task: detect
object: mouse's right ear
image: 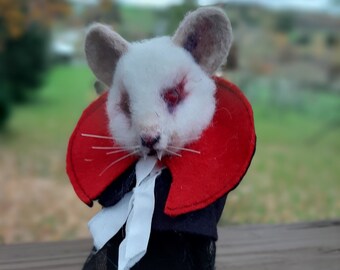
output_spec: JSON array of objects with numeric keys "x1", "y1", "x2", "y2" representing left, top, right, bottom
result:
[
  {"x1": 172, "y1": 7, "x2": 232, "y2": 75},
  {"x1": 85, "y1": 23, "x2": 129, "y2": 87}
]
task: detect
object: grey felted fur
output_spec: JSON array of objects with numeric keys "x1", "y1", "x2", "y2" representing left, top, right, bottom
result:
[
  {"x1": 172, "y1": 7, "x2": 233, "y2": 74},
  {"x1": 85, "y1": 7, "x2": 232, "y2": 87},
  {"x1": 85, "y1": 23, "x2": 128, "y2": 87}
]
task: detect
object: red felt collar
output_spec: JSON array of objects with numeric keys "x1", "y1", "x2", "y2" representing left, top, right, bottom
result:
[{"x1": 66, "y1": 77, "x2": 256, "y2": 217}]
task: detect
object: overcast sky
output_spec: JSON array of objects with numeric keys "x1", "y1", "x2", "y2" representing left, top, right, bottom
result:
[
  {"x1": 70, "y1": 0, "x2": 339, "y2": 13},
  {"x1": 118, "y1": 0, "x2": 333, "y2": 10}
]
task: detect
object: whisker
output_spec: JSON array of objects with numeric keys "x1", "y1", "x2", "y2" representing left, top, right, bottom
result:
[
  {"x1": 92, "y1": 146, "x2": 124, "y2": 150},
  {"x1": 99, "y1": 150, "x2": 139, "y2": 176},
  {"x1": 81, "y1": 133, "x2": 114, "y2": 140},
  {"x1": 106, "y1": 148, "x2": 139, "y2": 155},
  {"x1": 92, "y1": 145, "x2": 139, "y2": 150},
  {"x1": 106, "y1": 149, "x2": 128, "y2": 155},
  {"x1": 168, "y1": 145, "x2": 201, "y2": 154},
  {"x1": 164, "y1": 149, "x2": 182, "y2": 157},
  {"x1": 186, "y1": 136, "x2": 200, "y2": 141}
]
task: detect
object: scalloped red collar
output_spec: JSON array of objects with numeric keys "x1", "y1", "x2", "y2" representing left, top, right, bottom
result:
[{"x1": 66, "y1": 77, "x2": 256, "y2": 217}]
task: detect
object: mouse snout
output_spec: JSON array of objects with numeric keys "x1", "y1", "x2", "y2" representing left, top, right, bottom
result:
[{"x1": 140, "y1": 134, "x2": 160, "y2": 149}]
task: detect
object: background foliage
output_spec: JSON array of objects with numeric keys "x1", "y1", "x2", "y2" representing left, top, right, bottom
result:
[
  {"x1": 0, "y1": 0, "x2": 70, "y2": 128},
  {"x1": 0, "y1": 0, "x2": 339, "y2": 244}
]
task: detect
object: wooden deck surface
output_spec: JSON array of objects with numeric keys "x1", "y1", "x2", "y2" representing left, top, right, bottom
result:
[{"x1": 0, "y1": 220, "x2": 339, "y2": 270}]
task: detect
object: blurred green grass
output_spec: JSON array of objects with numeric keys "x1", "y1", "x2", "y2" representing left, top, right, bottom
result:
[
  {"x1": 1, "y1": 66, "x2": 95, "y2": 152},
  {"x1": 222, "y1": 74, "x2": 340, "y2": 224},
  {"x1": 1, "y1": 65, "x2": 339, "y2": 230},
  {"x1": 119, "y1": 5, "x2": 158, "y2": 39},
  {"x1": 0, "y1": 65, "x2": 97, "y2": 182}
]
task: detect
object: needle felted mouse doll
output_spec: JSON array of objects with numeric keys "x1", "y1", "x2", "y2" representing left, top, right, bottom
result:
[{"x1": 66, "y1": 7, "x2": 256, "y2": 270}]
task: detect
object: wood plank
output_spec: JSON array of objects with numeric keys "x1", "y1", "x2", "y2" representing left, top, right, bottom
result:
[
  {"x1": 0, "y1": 239, "x2": 90, "y2": 270},
  {"x1": 0, "y1": 220, "x2": 339, "y2": 270},
  {"x1": 216, "y1": 220, "x2": 340, "y2": 270}
]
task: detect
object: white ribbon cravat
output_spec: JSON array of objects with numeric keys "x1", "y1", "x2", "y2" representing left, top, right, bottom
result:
[{"x1": 88, "y1": 156, "x2": 161, "y2": 270}]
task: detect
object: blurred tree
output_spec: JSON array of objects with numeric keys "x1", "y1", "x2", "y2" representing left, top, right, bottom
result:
[
  {"x1": 0, "y1": 0, "x2": 71, "y2": 39},
  {"x1": 274, "y1": 12, "x2": 296, "y2": 33},
  {"x1": 325, "y1": 32, "x2": 338, "y2": 48},
  {"x1": 222, "y1": 43, "x2": 238, "y2": 71},
  {"x1": 240, "y1": 5, "x2": 261, "y2": 27},
  {"x1": 0, "y1": 53, "x2": 11, "y2": 130},
  {"x1": 3, "y1": 23, "x2": 50, "y2": 102},
  {"x1": 0, "y1": 0, "x2": 71, "y2": 128},
  {"x1": 84, "y1": 0, "x2": 121, "y2": 25},
  {"x1": 294, "y1": 33, "x2": 312, "y2": 46},
  {"x1": 162, "y1": 0, "x2": 198, "y2": 34}
]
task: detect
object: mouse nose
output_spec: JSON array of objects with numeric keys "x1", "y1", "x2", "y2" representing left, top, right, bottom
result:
[{"x1": 141, "y1": 135, "x2": 160, "y2": 149}]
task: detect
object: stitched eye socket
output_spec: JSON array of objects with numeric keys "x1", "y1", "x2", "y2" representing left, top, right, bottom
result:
[
  {"x1": 162, "y1": 80, "x2": 186, "y2": 113},
  {"x1": 120, "y1": 91, "x2": 131, "y2": 117},
  {"x1": 163, "y1": 88, "x2": 180, "y2": 108}
]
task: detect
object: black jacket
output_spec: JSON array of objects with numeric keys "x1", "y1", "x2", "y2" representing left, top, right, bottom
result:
[{"x1": 98, "y1": 163, "x2": 227, "y2": 240}]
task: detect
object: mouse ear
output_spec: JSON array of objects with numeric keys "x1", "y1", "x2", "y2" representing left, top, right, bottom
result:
[
  {"x1": 173, "y1": 7, "x2": 233, "y2": 75},
  {"x1": 85, "y1": 23, "x2": 129, "y2": 87}
]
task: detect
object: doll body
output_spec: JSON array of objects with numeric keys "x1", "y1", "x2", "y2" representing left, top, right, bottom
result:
[
  {"x1": 67, "y1": 7, "x2": 256, "y2": 270},
  {"x1": 83, "y1": 166, "x2": 226, "y2": 270}
]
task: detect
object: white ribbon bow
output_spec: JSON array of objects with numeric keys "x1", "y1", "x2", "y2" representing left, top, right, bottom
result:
[{"x1": 88, "y1": 156, "x2": 161, "y2": 270}]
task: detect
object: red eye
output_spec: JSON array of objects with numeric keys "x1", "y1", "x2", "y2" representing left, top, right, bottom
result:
[
  {"x1": 162, "y1": 80, "x2": 187, "y2": 113},
  {"x1": 163, "y1": 88, "x2": 180, "y2": 107}
]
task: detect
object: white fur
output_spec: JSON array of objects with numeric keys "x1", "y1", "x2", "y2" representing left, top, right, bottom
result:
[{"x1": 107, "y1": 37, "x2": 216, "y2": 158}]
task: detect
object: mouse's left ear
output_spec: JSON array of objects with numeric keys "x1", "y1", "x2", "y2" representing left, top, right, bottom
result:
[
  {"x1": 85, "y1": 23, "x2": 129, "y2": 87},
  {"x1": 173, "y1": 7, "x2": 233, "y2": 75}
]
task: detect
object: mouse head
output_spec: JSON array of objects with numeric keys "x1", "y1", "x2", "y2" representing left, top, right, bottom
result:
[{"x1": 85, "y1": 7, "x2": 232, "y2": 158}]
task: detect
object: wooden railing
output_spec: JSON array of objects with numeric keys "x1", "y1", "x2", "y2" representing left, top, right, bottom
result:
[{"x1": 1, "y1": 220, "x2": 339, "y2": 270}]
